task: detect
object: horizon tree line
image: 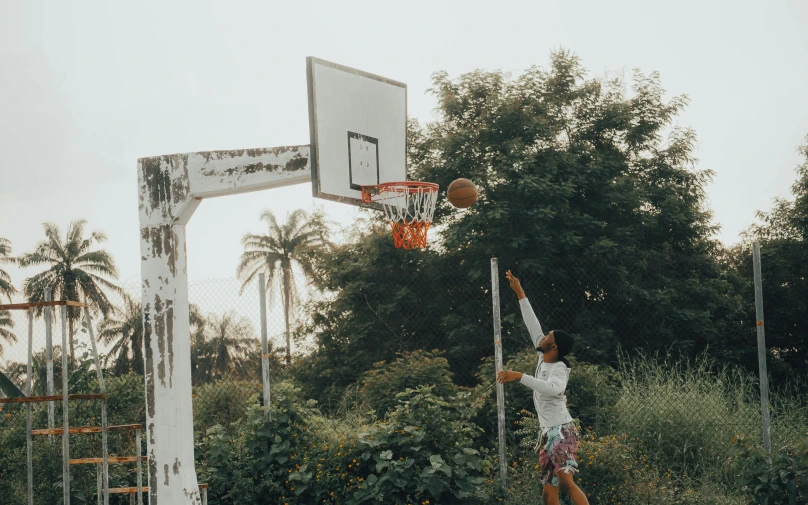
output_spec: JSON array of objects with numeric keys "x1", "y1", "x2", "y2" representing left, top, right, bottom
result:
[{"x1": 0, "y1": 209, "x2": 328, "y2": 390}]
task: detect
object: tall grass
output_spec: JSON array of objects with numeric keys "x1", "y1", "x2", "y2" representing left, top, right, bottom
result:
[{"x1": 613, "y1": 351, "x2": 808, "y2": 486}]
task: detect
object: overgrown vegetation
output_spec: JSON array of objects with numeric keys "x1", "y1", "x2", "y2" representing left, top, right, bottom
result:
[{"x1": 3, "y1": 50, "x2": 808, "y2": 503}]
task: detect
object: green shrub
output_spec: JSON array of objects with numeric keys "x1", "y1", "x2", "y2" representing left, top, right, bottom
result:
[
  {"x1": 728, "y1": 433, "x2": 808, "y2": 504},
  {"x1": 196, "y1": 382, "x2": 319, "y2": 505},
  {"x1": 346, "y1": 386, "x2": 489, "y2": 504},
  {"x1": 358, "y1": 350, "x2": 459, "y2": 419},
  {"x1": 193, "y1": 376, "x2": 262, "y2": 432},
  {"x1": 197, "y1": 384, "x2": 490, "y2": 505}
]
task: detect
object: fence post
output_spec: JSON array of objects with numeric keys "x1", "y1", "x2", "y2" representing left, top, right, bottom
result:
[
  {"x1": 490, "y1": 258, "x2": 508, "y2": 492},
  {"x1": 45, "y1": 288, "x2": 55, "y2": 434},
  {"x1": 259, "y1": 273, "x2": 271, "y2": 421},
  {"x1": 752, "y1": 242, "x2": 772, "y2": 453},
  {"x1": 61, "y1": 305, "x2": 70, "y2": 505},
  {"x1": 26, "y1": 309, "x2": 34, "y2": 505}
]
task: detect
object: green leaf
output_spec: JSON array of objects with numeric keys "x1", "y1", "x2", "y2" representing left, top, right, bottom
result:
[{"x1": 0, "y1": 369, "x2": 24, "y2": 398}]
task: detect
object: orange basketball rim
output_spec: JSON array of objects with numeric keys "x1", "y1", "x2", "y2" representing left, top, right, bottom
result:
[{"x1": 361, "y1": 181, "x2": 439, "y2": 249}]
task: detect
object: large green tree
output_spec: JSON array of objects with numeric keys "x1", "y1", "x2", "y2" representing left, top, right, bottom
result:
[
  {"x1": 736, "y1": 135, "x2": 808, "y2": 375},
  {"x1": 411, "y1": 51, "x2": 741, "y2": 363},
  {"x1": 301, "y1": 51, "x2": 744, "y2": 401},
  {"x1": 237, "y1": 209, "x2": 328, "y2": 365},
  {"x1": 18, "y1": 220, "x2": 122, "y2": 360}
]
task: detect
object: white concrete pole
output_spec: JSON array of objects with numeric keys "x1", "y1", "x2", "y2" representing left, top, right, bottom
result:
[{"x1": 137, "y1": 147, "x2": 310, "y2": 504}]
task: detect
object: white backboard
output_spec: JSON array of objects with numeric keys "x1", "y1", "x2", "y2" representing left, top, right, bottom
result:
[{"x1": 307, "y1": 57, "x2": 407, "y2": 208}]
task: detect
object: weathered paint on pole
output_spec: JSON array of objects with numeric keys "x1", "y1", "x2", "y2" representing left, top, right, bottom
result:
[
  {"x1": 137, "y1": 146, "x2": 310, "y2": 504},
  {"x1": 84, "y1": 308, "x2": 109, "y2": 505},
  {"x1": 61, "y1": 305, "x2": 70, "y2": 505},
  {"x1": 259, "y1": 273, "x2": 271, "y2": 420},
  {"x1": 490, "y1": 258, "x2": 507, "y2": 492},
  {"x1": 752, "y1": 242, "x2": 772, "y2": 453},
  {"x1": 26, "y1": 309, "x2": 33, "y2": 505},
  {"x1": 45, "y1": 289, "x2": 55, "y2": 434}
]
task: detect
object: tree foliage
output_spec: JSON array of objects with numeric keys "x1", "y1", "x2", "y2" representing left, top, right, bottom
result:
[
  {"x1": 301, "y1": 51, "x2": 746, "y2": 403},
  {"x1": 238, "y1": 209, "x2": 329, "y2": 365},
  {"x1": 736, "y1": 136, "x2": 808, "y2": 374},
  {"x1": 0, "y1": 237, "x2": 17, "y2": 302},
  {"x1": 17, "y1": 220, "x2": 122, "y2": 360}
]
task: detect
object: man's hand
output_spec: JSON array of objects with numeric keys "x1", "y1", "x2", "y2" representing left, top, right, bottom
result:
[
  {"x1": 505, "y1": 270, "x2": 526, "y2": 300},
  {"x1": 496, "y1": 370, "x2": 523, "y2": 384}
]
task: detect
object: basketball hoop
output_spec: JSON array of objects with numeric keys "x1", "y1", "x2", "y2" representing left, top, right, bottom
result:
[{"x1": 362, "y1": 181, "x2": 439, "y2": 249}]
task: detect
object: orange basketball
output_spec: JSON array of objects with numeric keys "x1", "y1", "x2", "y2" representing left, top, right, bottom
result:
[{"x1": 447, "y1": 178, "x2": 478, "y2": 208}]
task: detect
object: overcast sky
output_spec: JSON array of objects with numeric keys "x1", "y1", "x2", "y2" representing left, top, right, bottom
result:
[{"x1": 1, "y1": 0, "x2": 807, "y2": 293}]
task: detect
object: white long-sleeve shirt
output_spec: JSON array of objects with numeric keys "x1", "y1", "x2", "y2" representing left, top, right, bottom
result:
[{"x1": 517, "y1": 297, "x2": 574, "y2": 428}]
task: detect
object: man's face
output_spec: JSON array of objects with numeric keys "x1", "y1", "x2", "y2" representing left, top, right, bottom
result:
[{"x1": 538, "y1": 331, "x2": 556, "y2": 353}]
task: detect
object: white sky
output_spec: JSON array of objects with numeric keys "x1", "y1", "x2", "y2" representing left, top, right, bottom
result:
[{"x1": 1, "y1": 0, "x2": 807, "y2": 294}]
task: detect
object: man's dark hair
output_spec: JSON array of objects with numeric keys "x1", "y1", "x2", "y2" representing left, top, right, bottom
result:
[{"x1": 553, "y1": 330, "x2": 574, "y2": 368}]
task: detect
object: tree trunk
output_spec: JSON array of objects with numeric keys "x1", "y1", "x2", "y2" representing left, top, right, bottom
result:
[
  {"x1": 283, "y1": 266, "x2": 292, "y2": 365},
  {"x1": 68, "y1": 317, "x2": 74, "y2": 363},
  {"x1": 133, "y1": 334, "x2": 144, "y2": 376}
]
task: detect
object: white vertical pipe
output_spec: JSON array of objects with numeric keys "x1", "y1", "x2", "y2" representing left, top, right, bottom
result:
[
  {"x1": 259, "y1": 273, "x2": 271, "y2": 420},
  {"x1": 26, "y1": 309, "x2": 34, "y2": 505},
  {"x1": 61, "y1": 305, "x2": 70, "y2": 505},
  {"x1": 490, "y1": 258, "x2": 507, "y2": 491},
  {"x1": 45, "y1": 289, "x2": 55, "y2": 433},
  {"x1": 84, "y1": 307, "x2": 109, "y2": 505},
  {"x1": 752, "y1": 242, "x2": 772, "y2": 453}
]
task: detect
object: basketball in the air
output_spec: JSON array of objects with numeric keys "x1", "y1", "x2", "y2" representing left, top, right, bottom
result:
[{"x1": 447, "y1": 178, "x2": 478, "y2": 208}]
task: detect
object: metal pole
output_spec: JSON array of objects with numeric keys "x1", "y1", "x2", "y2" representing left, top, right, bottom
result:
[
  {"x1": 84, "y1": 307, "x2": 109, "y2": 505},
  {"x1": 46, "y1": 289, "x2": 55, "y2": 434},
  {"x1": 61, "y1": 305, "x2": 70, "y2": 505},
  {"x1": 26, "y1": 309, "x2": 34, "y2": 505},
  {"x1": 752, "y1": 242, "x2": 772, "y2": 453},
  {"x1": 136, "y1": 427, "x2": 143, "y2": 505},
  {"x1": 490, "y1": 258, "x2": 508, "y2": 492},
  {"x1": 259, "y1": 273, "x2": 271, "y2": 421},
  {"x1": 96, "y1": 463, "x2": 102, "y2": 505}
]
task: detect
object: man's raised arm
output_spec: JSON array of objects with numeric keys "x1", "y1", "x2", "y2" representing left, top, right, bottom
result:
[{"x1": 506, "y1": 270, "x2": 544, "y2": 347}]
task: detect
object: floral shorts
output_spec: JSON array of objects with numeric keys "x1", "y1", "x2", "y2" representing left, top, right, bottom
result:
[{"x1": 535, "y1": 422, "x2": 579, "y2": 487}]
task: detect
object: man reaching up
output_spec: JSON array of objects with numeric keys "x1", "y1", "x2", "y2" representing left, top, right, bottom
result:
[{"x1": 497, "y1": 270, "x2": 590, "y2": 505}]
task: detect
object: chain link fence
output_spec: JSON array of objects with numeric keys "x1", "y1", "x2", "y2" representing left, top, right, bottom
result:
[{"x1": 1, "y1": 249, "x2": 806, "y2": 503}]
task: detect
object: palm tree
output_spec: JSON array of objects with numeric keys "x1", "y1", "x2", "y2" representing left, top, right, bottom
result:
[
  {"x1": 99, "y1": 297, "x2": 206, "y2": 377},
  {"x1": 0, "y1": 310, "x2": 15, "y2": 355},
  {"x1": 0, "y1": 237, "x2": 17, "y2": 302},
  {"x1": 18, "y1": 220, "x2": 122, "y2": 361},
  {"x1": 237, "y1": 209, "x2": 328, "y2": 365},
  {"x1": 98, "y1": 295, "x2": 143, "y2": 375},
  {"x1": 191, "y1": 311, "x2": 255, "y2": 384},
  {"x1": 0, "y1": 237, "x2": 17, "y2": 354}
]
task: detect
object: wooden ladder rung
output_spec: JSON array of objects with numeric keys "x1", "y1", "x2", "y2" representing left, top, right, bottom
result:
[
  {"x1": 109, "y1": 487, "x2": 147, "y2": 494},
  {"x1": 70, "y1": 456, "x2": 147, "y2": 465},
  {"x1": 108, "y1": 484, "x2": 208, "y2": 493},
  {"x1": 0, "y1": 300, "x2": 89, "y2": 310},
  {"x1": 32, "y1": 423, "x2": 142, "y2": 436},
  {"x1": 0, "y1": 394, "x2": 106, "y2": 405}
]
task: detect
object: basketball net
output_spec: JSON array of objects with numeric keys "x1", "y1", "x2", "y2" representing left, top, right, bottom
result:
[{"x1": 362, "y1": 182, "x2": 439, "y2": 249}]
